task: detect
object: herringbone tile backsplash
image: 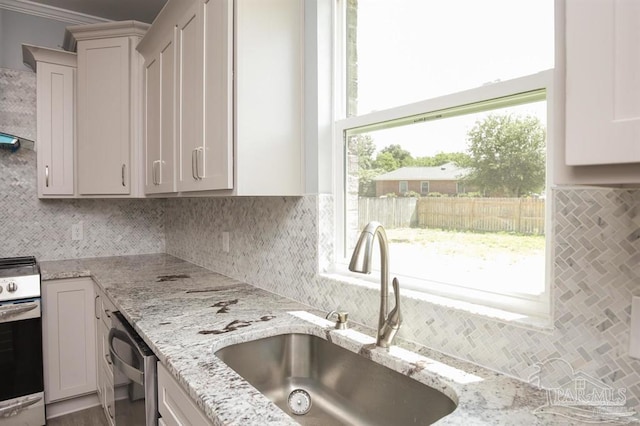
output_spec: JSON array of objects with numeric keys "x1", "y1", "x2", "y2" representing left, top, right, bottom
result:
[
  {"x1": 4, "y1": 64, "x2": 640, "y2": 413},
  {"x1": 0, "y1": 68, "x2": 37, "y2": 142},
  {"x1": 0, "y1": 68, "x2": 165, "y2": 260},
  {"x1": 166, "y1": 189, "x2": 640, "y2": 412}
]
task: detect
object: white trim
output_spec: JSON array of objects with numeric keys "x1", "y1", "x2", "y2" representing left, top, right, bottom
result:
[
  {"x1": 22, "y1": 43, "x2": 76, "y2": 71},
  {"x1": 333, "y1": 71, "x2": 554, "y2": 318},
  {"x1": 45, "y1": 393, "x2": 100, "y2": 419},
  {"x1": 0, "y1": 0, "x2": 110, "y2": 25}
]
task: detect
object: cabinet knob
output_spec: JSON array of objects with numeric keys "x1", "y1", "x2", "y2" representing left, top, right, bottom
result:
[{"x1": 45, "y1": 165, "x2": 49, "y2": 188}]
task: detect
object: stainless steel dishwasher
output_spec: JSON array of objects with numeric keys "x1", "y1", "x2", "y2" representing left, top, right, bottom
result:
[{"x1": 108, "y1": 311, "x2": 157, "y2": 426}]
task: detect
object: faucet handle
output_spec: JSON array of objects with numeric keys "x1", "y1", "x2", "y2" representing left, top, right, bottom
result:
[
  {"x1": 378, "y1": 278, "x2": 402, "y2": 348},
  {"x1": 389, "y1": 278, "x2": 402, "y2": 326},
  {"x1": 326, "y1": 310, "x2": 349, "y2": 330}
]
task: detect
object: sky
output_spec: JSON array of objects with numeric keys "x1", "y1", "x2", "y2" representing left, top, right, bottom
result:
[{"x1": 354, "y1": 0, "x2": 554, "y2": 158}]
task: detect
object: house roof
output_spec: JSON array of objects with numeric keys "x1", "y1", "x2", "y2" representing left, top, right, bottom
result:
[{"x1": 373, "y1": 163, "x2": 469, "y2": 181}]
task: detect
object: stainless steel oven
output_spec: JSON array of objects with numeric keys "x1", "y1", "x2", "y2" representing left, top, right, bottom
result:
[
  {"x1": 108, "y1": 311, "x2": 157, "y2": 426},
  {"x1": 0, "y1": 256, "x2": 45, "y2": 426}
]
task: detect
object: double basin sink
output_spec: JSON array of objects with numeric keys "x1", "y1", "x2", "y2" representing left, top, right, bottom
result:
[{"x1": 215, "y1": 333, "x2": 456, "y2": 425}]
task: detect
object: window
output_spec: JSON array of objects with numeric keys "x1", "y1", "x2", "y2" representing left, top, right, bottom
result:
[
  {"x1": 420, "y1": 182, "x2": 429, "y2": 195},
  {"x1": 335, "y1": 0, "x2": 554, "y2": 318}
]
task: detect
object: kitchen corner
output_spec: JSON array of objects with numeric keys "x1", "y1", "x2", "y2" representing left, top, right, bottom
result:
[
  {"x1": 2, "y1": 0, "x2": 640, "y2": 424},
  {"x1": 41, "y1": 253, "x2": 556, "y2": 425}
]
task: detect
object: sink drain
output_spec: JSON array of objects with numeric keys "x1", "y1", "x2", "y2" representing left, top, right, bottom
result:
[{"x1": 287, "y1": 389, "x2": 311, "y2": 415}]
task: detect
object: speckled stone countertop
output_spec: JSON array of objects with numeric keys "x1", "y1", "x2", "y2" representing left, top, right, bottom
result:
[{"x1": 40, "y1": 254, "x2": 577, "y2": 425}]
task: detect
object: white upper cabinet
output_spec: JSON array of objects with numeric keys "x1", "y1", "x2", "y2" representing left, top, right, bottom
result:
[
  {"x1": 138, "y1": 0, "x2": 303, "y2": 196},
  {"x1": 234, "y1": 0, "x2": 303, "y2": 195},
  {"x1": 199, "y1": 0, "x2": 234, "y2": 192},
  {"x1": 67, "y1": 21, "x2": 149, "y2": 197},
  {"x1": 22, "y1": 45, "x2": 76, "y2": 197},
  {"x1": 141, "y1": 29, "x2": 176, "y2": 194},
  {"x1": 558, "y1": 0, "x2": 640, "y2": 184}
]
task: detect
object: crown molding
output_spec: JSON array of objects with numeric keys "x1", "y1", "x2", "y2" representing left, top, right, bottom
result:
[{"x1": 0, "y1": 0, "x2": 110, "y2": 25}]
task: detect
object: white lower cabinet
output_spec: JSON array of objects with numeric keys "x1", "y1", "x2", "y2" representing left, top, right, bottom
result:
[
  {"x1": 94, "y1": 282, "x2": 118, "y2": 425},
  {"x1": 157, "y1": 362, "x2": 213, "y2": 426},
  {"x1": 42, "y1": 278, "x2": 97, "y2": 403}
]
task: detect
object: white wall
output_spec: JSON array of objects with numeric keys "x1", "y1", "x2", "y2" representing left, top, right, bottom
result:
[{"x1": 0, "y1": 10, "x2": 69, "y2": 70}]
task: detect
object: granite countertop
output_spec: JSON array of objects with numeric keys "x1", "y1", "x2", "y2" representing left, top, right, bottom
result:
[{"x1": 41, "y1": 254, "x2": 570, "y2": 425}]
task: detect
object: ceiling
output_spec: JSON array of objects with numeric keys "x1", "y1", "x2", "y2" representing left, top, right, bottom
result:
[{"x1": 26, "y1": 0, "x2": 168, "y2": 23}]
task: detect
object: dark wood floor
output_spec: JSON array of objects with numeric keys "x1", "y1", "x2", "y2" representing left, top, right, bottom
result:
[{"x1": 47, "y1": 406, "x2": 109, "y2": 426}]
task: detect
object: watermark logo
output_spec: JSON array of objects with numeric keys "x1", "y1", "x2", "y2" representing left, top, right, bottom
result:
[{"x1": 528, "y1": 358, "x2": 637, "y2": 424}]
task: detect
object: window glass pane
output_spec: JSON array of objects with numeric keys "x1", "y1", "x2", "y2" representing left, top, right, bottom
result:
[
  {"x1": 346, "y1": 0, "x2": 554, "y2": 116},
  {"x1": 345, "y1": 100, "x2": 547, "y2": 296}
]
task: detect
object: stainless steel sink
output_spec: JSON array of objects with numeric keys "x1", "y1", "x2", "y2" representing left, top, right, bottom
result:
[{"x1": 215, "y1": 333, "x2": 456, "y2": 425}]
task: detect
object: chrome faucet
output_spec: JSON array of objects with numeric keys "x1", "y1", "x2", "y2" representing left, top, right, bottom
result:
[{"x1": 348, "y1": 221, "x2": 402, "y2": 348}]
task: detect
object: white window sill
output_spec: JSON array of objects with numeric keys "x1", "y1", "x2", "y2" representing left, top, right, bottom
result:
[{"x1": 320, "y1": 272, "x2": 555, "y2": 333}]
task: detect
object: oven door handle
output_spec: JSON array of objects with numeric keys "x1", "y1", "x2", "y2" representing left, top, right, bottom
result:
[
  {"x1": 0, "y1": 303, "x2": 38, "y2": 320},
  {"x1": 108, "y1": 328, "x2": 145, "y2": 386},
  {"x1": 0, "y1": 395, "x2": 42, "y2": 418}
]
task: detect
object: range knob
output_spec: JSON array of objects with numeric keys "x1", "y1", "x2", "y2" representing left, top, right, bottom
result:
[{"x1": 6, "y1": 281, "x2": 17, "y2": 293}]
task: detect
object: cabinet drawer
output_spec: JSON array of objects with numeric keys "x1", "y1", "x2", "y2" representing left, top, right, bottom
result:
[
  {"x1": 157, "y1": 362, "x2": 212, "y2": 426},
  {"x1": 101, "y1": 363, "x2": 115, "y2": 426},
  {"x1": 98, "y1": 318, "x2": 113, "y2": 373}
]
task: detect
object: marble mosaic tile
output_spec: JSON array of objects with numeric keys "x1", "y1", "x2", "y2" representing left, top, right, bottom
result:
[
  {"x1": 0, "y1": 68, "x2": 37, "y2": 142},
  {"x1": 165, "y1": 187, "x2": 640, "y2": 414},
  {"x1": 0, "y1": 68, "x2": 165, "y2": 260},
  {"x1": 0, "y1": 147, "x2": 165, "y2": 260}
]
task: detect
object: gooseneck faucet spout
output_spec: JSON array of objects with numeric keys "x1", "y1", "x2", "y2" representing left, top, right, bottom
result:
[{"x1": 348, "y1": 221, "x2": 402, "y2": 348}]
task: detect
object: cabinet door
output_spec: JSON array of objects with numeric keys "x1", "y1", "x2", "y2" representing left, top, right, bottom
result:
[
  {"x1": 144, "y1": 32, "x2": 176, "y2": 194},
  {"x1": 565, "y1": 0, "x2": 640, "y2": 165},
  {"x1": 176, "y1": 1, "x2": 204, "y2": 192},
  {"x1": 176, "y1": 0, "x2": 233, "y2": 192},
  {"x1": 77, "y1": 37, "x2": 131, "y2": 195},
  {"x1": 42, "y1": 278, "x2": 97, "y2": 403},
  {"x1": 201, "y1": 0, "x2": 233, "y2": 190},
  {"x1": 36, "y1": 62, "x2": 74, "y2": 196}
]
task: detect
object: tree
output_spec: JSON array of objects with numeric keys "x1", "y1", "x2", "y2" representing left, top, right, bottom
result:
[
  {"x1": 465, "y1": 114, "x2": 545, "y2": 197},
  {"x1": 413, "y1": 152, "x2": 471, "y2": 167},
  {"x1": 347, "y1": 135, "x2": 384, "y2": 196},
  {"x1": 373, "y1": 152, "x2": 399, "y2": 172},
  {"x1": 376, "y1": 144, "x2": 414, "y2": 168},
  {"x1": 351, "y1": 134, "x2": 376, "y2": 170}
]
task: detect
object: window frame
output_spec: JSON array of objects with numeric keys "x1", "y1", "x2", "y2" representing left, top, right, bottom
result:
[
  {"x1": 399, "y1": 181, "x2": 409, "y2": 194},
  {"x1": 420, "y1": 181, "x2": 430, "y2": 195},
  {"x1": 333, "y1": 63, "x2": 555, "y2": 318}
]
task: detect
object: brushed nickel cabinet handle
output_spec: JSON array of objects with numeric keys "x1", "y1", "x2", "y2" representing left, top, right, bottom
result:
[
  {"x1": 121, "y1": 164, "x2": 126, "y2": 187},
  {"x1": 195, "y1": 147, "x2": 202, "y2": 180},
  {"x1": 45, "y1": 165, "x2": 49, "y2": 187},
  {"x1": 191, "y1": 149, "x2": 197, "y2": 180},
  {"x1": 151, "y1": 161, "x2": 157, "y2": 185}
]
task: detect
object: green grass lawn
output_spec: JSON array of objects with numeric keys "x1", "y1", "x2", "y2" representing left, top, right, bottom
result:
[
  {"x1": 386, "y1": 227, "x2": 545, "y2": 258},
  {"x1": 382, "y1": 227, "x2": 546, "y2": 294}
]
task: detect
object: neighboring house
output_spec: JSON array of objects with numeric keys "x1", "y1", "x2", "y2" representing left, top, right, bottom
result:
[{"x1": 373, "y1": 162, "x2": 469, "y2": 197}]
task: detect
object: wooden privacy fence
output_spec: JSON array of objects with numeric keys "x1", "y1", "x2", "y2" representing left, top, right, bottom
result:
[
  {"x1": 417, "y1": 197, "x2": 545, "y2": 235},
  {"x1": 358, "y1": 197, "x2": 545, "y2": 235},
  {"x1": 358, "y1": 197, "x2": 418, "y2": 229}
]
